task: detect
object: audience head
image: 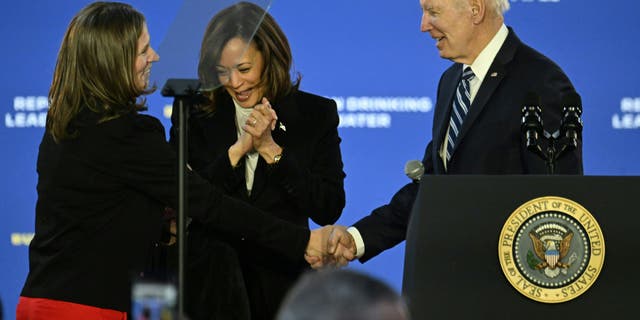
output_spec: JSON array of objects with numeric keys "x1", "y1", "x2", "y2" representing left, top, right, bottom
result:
[{"x1": 277, "y1": 268, "x2": 409, "y2": 320}]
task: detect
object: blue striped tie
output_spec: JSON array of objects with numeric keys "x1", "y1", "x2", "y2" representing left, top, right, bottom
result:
[{"x1": 446, "y1": 67, "x2": 475, "y2": 163}]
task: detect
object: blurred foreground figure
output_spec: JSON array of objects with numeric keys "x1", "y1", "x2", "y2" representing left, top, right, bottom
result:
[{"x1": 276, "y1": 269, "x2": 409, "y2": 320}]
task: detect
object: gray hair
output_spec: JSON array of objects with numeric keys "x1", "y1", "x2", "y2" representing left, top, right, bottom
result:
[
  {"x1": 277, "y1": 269, "x2": 409, "y2": 320},
  {"x1": 493, "y1": 0, "x2": 510, "y2": 16},
  {"x1": 457, "y1": 0, "x2": 510, "y2": 17}
]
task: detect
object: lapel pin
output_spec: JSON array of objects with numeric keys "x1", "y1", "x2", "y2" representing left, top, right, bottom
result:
[
  {"x1": 490, "y1": 72, "x2": 498, "y2": 77},
  {"x1": 279, "y1": 122, "x2": 287, "y2": 132}
]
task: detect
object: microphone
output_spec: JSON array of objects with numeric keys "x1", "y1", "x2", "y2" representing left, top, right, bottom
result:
[
  {"x1": 521, "y1": 92, "x2": 544, "y2": 159},
  {"x1": 559, "y1": 92, "x2": 583, "y2": 150},
  {"x1": 404, "y1": 160, "x2": 424, "y2": 182},
  {"x1": 521, "y1": 92, "x2": 543, "y2": 149}
]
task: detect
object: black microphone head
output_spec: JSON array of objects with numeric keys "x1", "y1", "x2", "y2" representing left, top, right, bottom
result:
[
  {"x1": 561, "y1": 91, "x2": 582, "y2": 115},
  {"x1": 560, "y1": 91, "x2": 583, "y2": 148},
  {"x1": 404, "y1": 160, "x2": 424, "y2": 182},
  {"x1": 521, "y1": 92, "x2": 542, "y2": 126},
  {"x1": 521, "y1": 92, "x2": 542, "y2": 129},
  {"x1": 521, "y1": 92, "x2": 544, "y2": 153}
]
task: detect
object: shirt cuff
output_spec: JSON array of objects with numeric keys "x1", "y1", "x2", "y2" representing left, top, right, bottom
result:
[{"x1": 347, "y1": 226, "x2": 365, "y2": 259}]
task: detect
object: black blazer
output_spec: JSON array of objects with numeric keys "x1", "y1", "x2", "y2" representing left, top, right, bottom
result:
[
  {"x1": 170, "y1": 89, "x2": 345, "y2": 319},
  {"x1": 20, "y1": 109, "x2": 309, "y2": 313},
  {"x1": 353, "y1": 28, "x2": 583, "y2": 262}
]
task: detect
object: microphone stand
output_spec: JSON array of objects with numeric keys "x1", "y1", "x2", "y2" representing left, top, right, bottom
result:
[
  {"x1": 541, "y1": 131, "x2": 560, "y2": 174},
  {"x1": 522, "y1": 104, "x2": 583, "y2": 174},
  {"x1": 161, "y1": 79, "x2": 201, "y2": 319}
]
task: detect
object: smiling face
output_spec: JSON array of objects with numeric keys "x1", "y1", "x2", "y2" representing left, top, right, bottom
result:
[
  {"x1": 216, "y1": 37, "x2": 265, "y2": 108},
  {"x1": 134, "y1": 23, "x2": 159, "y2": 91},
  {"x1": 420, "y1": 0, "x2": 478, "y2": 64}
]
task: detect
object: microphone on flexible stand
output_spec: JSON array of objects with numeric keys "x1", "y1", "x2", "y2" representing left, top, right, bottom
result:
[
  {"x1": 521, "y1": 92, "x2": 545, "y2": 160},
  {"x1": 404, "y1": 160, "x2": 425, "y2": 183},
  {"x1": 520, "y1": 91, "x2": 583, "y2": 174},
  {"x1": 559, "y1": 92, "x2": 583, "y2": 151}
]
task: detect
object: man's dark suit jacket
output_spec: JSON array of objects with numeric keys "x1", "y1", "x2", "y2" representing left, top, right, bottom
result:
[
  {"x1": 353, "y1": 28, "x2": 583, "y2": 262},
  {"x1": 170, "y1": 89, "x2": 345, "y2": 319},
  {"x1": 20, "y1": 109, "x2": 309, "y2": 313}
]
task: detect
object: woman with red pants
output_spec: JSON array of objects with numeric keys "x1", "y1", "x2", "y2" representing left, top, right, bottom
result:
[{"x1": 16, "y1": 2, "x2": 334, "y2": 319}]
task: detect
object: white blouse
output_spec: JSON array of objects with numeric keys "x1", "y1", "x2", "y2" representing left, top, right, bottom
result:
[{"x1": 233, "y1": 100, "x2": 259, "y2": 195}]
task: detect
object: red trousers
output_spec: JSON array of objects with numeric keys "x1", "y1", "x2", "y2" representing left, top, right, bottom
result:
[{"x1": 16, "y1": 297, "x2": 127, "y2": 320}]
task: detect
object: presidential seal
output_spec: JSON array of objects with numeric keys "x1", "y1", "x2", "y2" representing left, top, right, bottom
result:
[{"x1": 498, "y1": 196, "x2": 605, "y2": 303}]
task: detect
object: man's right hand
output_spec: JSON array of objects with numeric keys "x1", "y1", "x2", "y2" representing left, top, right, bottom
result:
[
  {"x1": 305, "y1": 225, "x2": 357, "y2": 269},
  {"x1": 328, "y1": 225, "x2": 357, "y2": 267}
]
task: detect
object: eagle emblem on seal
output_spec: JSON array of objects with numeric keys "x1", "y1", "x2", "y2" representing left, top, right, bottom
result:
[{"x1": 528, "y1": 223, "x2": 577, "y2": 278}]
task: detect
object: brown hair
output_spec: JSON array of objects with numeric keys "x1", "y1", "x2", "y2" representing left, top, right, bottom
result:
[
  {"x1": 47, "y1": 1, "x2": 152, "y2": 141},
  {"x1": 198, "y1": 1, "x2": 300, "y2": 114}
]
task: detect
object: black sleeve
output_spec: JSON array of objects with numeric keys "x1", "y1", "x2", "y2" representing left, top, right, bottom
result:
[
  {"x1": 269, "y1": 100, "x2": 346, "y2": 226},
  {"x1": 351, "y1": 134, "x2": 432, "y2": 262},
  {"x1": 352, "y1": 181, "x2": 419, "y2": 262},
  {"x1": 113, "y1": 115, "x2": 310, "y2": 263}
]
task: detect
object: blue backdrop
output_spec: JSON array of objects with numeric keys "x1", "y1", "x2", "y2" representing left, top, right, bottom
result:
[{"x1": 2, "y1": 0, "x2": 639, "y2": 318}]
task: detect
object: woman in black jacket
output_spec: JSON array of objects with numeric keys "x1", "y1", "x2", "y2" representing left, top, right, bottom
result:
[
  {"x1": 16, "y1": 2, "x2": 332, "y2": 319},
  {"x1": 169, "y1": 2, "x2": 346, "y2": 319}
]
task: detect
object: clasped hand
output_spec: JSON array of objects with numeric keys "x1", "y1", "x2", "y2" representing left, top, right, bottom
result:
[
  {"x1": 305, "y1": 225, "x2": 357, "y2": 269},
  {"x1": 239, "y1": 97, "x2": 278, "y2": 153},
  {"x1": 228, "y1": 97, "x2": 282, "y2": 166}
]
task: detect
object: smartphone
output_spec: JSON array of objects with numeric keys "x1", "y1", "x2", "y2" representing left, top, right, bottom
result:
[{"x1": 131, "y1": 280, "x2": 177, "y2": 320}]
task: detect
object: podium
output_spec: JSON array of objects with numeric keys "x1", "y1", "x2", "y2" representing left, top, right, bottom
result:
[{"x1": 402, "y1": 175, "x2": 639, "y2": 319}]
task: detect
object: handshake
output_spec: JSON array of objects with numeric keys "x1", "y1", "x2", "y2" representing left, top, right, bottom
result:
[{"x1": 305, "y1": 225, "x2": 357, "y2": 269}]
